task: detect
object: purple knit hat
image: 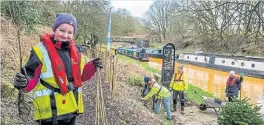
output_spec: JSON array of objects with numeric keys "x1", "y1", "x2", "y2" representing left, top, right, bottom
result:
[{"x1": 52, "y1": 13, "x2": 77, "y2": 34}]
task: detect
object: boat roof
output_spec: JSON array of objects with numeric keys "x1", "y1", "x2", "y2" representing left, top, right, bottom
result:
[{"x1": 182, "y1": 53, "x2": 264, "y2": 62}]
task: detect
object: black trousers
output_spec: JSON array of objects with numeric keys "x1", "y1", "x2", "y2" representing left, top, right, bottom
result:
[
  {"x1": 38, "y1": 116, "x2": 76, "y2": 125},
  {"x1": 173, "y1": 90, "x2": 185, "y2": 106},
  {"x1": 228, "y1": 97, "x2": 233, "y2": 102}
]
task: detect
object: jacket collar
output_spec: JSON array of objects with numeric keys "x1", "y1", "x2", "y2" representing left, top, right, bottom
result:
[{"x1": 51, "y1": 36, "x2": 70, "y2": 50}]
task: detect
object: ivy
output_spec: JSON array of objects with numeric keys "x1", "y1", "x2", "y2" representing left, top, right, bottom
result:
[{"x1": 1, "y1": 1, "x2": 41, "y2": 32}]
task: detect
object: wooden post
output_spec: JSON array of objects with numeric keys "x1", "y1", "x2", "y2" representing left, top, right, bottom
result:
[
  {"x1": 104, "y1": 50, "x2": 107, "y2": 81},
  {"x1": 108, "y1": 54, "x2": 112, "y2": 84},
  {"x1": 112, "y1": 55, "x2": 117, "y2": 99},
  {"x1": 95, "y1": 44, "x2": 107, "y2": 125},
  {"x1": 109, "y1": 55, "x2": 113, "y2": 96}
]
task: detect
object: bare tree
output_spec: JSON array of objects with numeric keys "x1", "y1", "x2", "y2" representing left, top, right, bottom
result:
[
  {"x1": 145, "y1": 0, "x2": 264, "y2": 55},
  {"x1": 144, "y1": 0, "x2": 177, "y2": 43}
]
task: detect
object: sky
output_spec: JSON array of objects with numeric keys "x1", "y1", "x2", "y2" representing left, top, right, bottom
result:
[{"x1": 111, "y1": 0, "x2": 153, "y2": 18}]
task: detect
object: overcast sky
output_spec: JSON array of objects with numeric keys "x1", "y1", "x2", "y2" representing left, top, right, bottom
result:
[{"x1": 111, "y1": 0, "x2": 153, "y2": 18}]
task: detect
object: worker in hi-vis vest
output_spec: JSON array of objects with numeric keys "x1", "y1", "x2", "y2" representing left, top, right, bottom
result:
[
  {"x1": 141, "y1": 76, "x2": 172, "y2": 120},
  {"x1": 13, "y1": 13, "x2": 103, "y2": 125},
  {"x1": 169, "y1": 65, "x2": 188, "y2": 114}
]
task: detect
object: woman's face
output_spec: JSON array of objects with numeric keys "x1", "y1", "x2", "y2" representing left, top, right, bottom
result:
[{"x1": 54, "y1": 23, "x2": 74, "y2": 42}]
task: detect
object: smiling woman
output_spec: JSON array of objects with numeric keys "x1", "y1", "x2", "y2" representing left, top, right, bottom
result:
[
  {"x1": 54, "y1": 24, "x2": 74, "y2": 41},
  {"x1": 12, "y1": 13, "x2": 103, "y2": 125},
  {"x1": 111, "y1": 0, "x2": 153, "y2": 18}
]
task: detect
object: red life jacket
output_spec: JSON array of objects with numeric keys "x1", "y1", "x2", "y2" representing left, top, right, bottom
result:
[
  {"x1": 40, "y1": 34, "x2": 82, "y2": 95},
  {"x1": 174, "y1": 72, "x2": 184, "y2": 81},
  {"x1": 226, "y1": 76, "x2": 237, "y2": 86}
]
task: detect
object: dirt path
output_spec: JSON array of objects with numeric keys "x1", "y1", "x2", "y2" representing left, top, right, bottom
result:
[{"x1": 172, "y1": 106, "x2": 217, "y2": 125}]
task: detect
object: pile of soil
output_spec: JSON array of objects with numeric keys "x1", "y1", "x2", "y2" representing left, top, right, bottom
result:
[{"x1": 77, "y1": 61, "x2": 163, "y2": 125}]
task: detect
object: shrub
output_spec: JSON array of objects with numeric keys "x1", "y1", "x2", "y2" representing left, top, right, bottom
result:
[
  {"x1": 217, "y1": 98, "x2": 264, "y2": 125},
  {"x1": 128, "y1": 75, "x2": 144, "y2": 87},
  {"x1": 1, "y1": 82, "x2": 15, "y2": 99}
]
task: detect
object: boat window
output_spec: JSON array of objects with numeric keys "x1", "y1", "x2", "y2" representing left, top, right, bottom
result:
[
  {"x1": 241, "y1": 62, "x2": 245, "y2": 67},
  {"x1": 187, "y1": 56, "x2": 189, "y2": 59},
  {"x1": 152, "y1": 50, "x2": 160, "y2": 54},
  {"x1": 232, "y1": 61, "x2": 235, "y2": 65},
  {"x1": 195, "y1": 57, "x2": 198, "y2": 60},
  {"x1": 222, "y1": 60, "x2": 225, "y2": 63},
  {"x1": 251, "y1": 64, "x2": 255, "y2": 68}
]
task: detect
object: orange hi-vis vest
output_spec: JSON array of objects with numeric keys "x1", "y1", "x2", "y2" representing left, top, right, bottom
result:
[
  {"x1": 226, "y1": 76, "x2": 237, "y2": 86},
  {"x1": 170, "y1": 72, "x2": 188, "y2": 91},
  {"x1": 174, "y1": 72, "x2": 184, "y2": 81}
]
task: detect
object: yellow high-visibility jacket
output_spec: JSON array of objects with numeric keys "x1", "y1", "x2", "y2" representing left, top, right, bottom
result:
[
  {"x1": 32, "y1": 43, "x2": 85, "y2": 120},
  {"x1": 169, "y1": 72, "x2": 188, "y2": 91},
  {"x1": 143, "y1": 81, "x2": 171, "y2": 100}
]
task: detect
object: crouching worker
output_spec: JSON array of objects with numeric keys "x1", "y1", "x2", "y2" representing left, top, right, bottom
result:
[
  {"x1": 142, "y1": 79, "x2": 156, "y2": 109},
  {"x1": 170, "y1": 65, "x2": 188, "y2": 114},
  {"x1": 141, "y1": 76, "x2": 172, "y2": 120}
]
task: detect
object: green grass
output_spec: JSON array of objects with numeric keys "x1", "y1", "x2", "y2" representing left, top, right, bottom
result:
[
  {"x1": 186, "y1": 85, "x2": 214, "y2": 104},
  {"x1": 118, "y1": 54, "x2": 214, "y2": 104},
  {"x1": 117, "y1": 55, "x2": 160, "y2": 74}
]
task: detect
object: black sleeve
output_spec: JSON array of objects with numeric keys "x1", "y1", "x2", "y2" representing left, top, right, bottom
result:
[
  {"x1": 20, "y1": 50, "x2": 42, "y2": 78},
  {"x1": 236, "y1": 77, "x2": 243, "y2": 90},
  {"x1": 239, "y1": 77, "x2": 243, "y2": 84},
  {"x1": 142, "y1": 85, "x2": 148, "y2": 97}
]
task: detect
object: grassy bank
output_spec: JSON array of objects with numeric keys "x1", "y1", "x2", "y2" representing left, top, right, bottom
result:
[
  {"x1": 117, "y1": 55, "x2": 214, "y2": 104},
  {"x1": 117, "y1": 55, "x2": 160, "y2": 74}
]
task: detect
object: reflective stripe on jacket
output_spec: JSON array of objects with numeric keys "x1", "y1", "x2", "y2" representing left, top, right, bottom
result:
[
  {"x1": 169, "y1": 72, "x2": 188, "y2": 91},
  {"x1": 143, "y1": 81, "x2": 171, "y2": 100},
  {"x1": 32, "y1": 42, "x2": 85, "y2": 120}
]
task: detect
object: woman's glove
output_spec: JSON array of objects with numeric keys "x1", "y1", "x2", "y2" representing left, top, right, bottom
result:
[
  {"x1": 93, "y1": 58, "x2": 103, "y2": 69},
  {"x1": 240, "y1": 72, "x2": 244, "y2": 77},
  {"x1": 13, "y1": 72, "x2": 29, "y2": 89}
]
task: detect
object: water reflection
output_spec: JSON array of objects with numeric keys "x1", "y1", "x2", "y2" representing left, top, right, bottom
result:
[{"x1": 147, "y1": 57, "x2": 264, "y2": 104}]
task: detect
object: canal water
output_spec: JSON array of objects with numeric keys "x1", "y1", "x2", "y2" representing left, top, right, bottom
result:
[{"x1": 147, "y1": 57, "x2": 264, "y2": 104}]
